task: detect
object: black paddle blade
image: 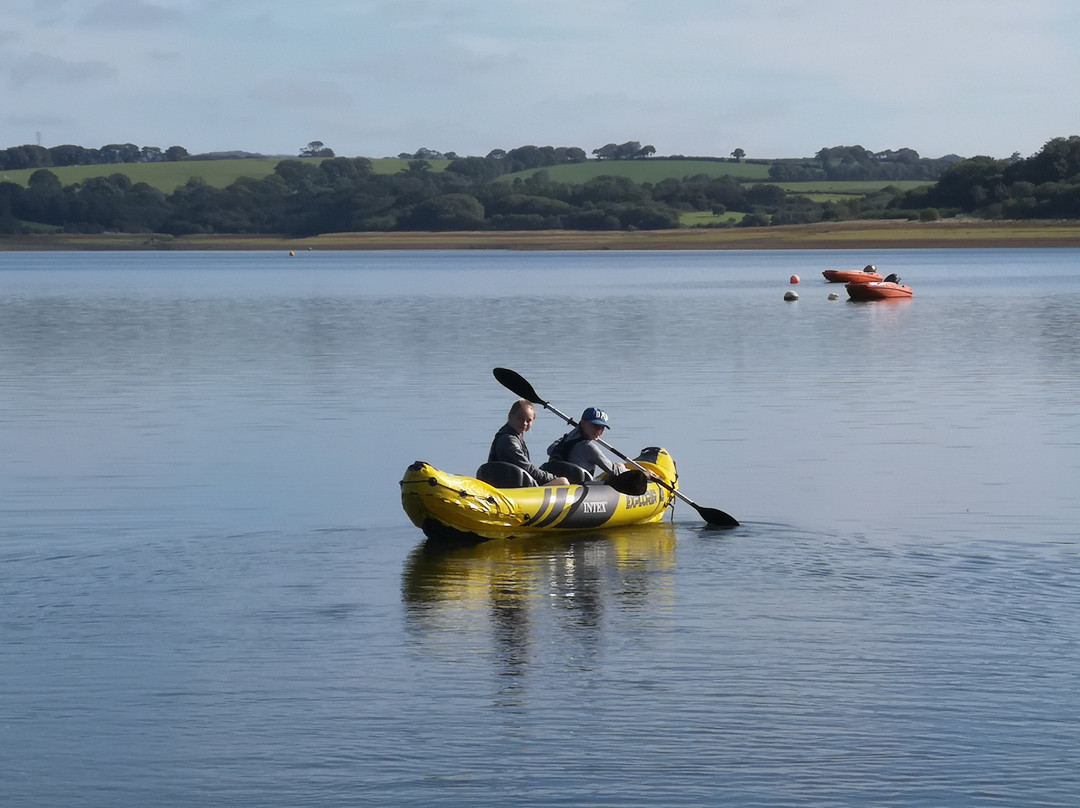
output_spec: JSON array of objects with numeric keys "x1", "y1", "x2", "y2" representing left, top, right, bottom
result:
[
  {"x1": 493, "y1": 367, "x2": 544, "y2": 404},
  {"x1": 695, "y1": 505, "x2": 740, "y2": 529}
]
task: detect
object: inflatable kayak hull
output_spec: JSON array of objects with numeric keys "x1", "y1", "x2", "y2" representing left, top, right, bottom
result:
[{"x1": 400, "y1": 447, "x2": 679, "y2": 543}]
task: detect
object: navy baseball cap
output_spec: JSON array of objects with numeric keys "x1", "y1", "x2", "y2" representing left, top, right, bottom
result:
[{"x1": 581, "y1": 407, "x2": 611, "y2": 428}]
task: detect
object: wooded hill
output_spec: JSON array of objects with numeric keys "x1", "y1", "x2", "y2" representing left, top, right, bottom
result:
[{"x1": 1, "y1": 138, "x2": 1078, "y2": 236}]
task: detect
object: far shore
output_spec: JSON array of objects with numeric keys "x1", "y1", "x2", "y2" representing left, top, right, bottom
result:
[{"x1": 4, "y1": 219, "x2": 1080, "y2": 251}]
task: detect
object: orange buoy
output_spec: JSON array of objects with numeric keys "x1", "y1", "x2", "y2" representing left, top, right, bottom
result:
[{"x1": 790, "y1": 274, "x2": 800, "y2": 284}]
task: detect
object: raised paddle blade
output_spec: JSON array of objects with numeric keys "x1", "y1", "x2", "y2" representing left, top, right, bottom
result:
[{"x1": 493, "y1": 367, "x2": 544, "y2": 405}]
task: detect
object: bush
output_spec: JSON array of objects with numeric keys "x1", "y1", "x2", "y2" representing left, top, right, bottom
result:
[
  {"x1": 404, "y1": 194, "x2": 485, "y2": 230},
  {"x1": 738, "y1": 212, "x2": 771, "y2": 227},
  {"x1": 564, "y1": 209, "x2": 621, "y2": 230}
]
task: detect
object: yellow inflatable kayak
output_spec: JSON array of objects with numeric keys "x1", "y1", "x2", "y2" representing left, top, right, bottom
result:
[{"x1": 400, "y1": 447, "x2": 679, "y2": 542}]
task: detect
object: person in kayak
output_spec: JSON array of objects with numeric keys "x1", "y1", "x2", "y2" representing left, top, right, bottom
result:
[
  {"x1": 544, "y1": 407, "x2": 627, "y2": 480},
  {"x1": 485, "y1": 399, "x2": 569, "y2": 487}
]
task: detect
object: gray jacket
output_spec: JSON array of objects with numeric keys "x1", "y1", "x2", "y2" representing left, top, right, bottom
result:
[
  {"x1": 488, "y1": 423, "x2": 556, "y2": 485},
  {"x1": 547, "y1": 428, "x2": 623, "y2": 477}
]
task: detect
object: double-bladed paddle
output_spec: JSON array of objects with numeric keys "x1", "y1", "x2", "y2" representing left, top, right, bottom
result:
[{"x1": 493, "y1": 367, "x2": 739, "y2": 528}]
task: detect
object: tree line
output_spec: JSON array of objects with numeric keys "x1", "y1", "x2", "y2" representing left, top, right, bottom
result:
[
  {"x1": 769, "y1": 146, "x2": 964, "y2": 182},
  {"x1": 902, "y1": 136, "x2": 1080, "y2": 219},
  {"x1": 0, "y1": 139, "x2": 337, "y2": 171},
  {"x1": 0, "y1": 153, "x2": 817, "y2": 235},
  {"x1": 2, "y1": 137, "x2": 1079, "y2": 235},
  {"x1": 0, "y1": 143, "x2": 192, "y2": 170}
]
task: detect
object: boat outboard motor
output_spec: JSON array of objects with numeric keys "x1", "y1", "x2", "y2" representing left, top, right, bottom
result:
[{"x1": 883, "y1": 273, "x2": 901, "y2": 284}]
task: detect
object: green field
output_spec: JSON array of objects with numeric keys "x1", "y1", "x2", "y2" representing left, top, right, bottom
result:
[
  {"x1": 680, "y1": 210, "x2": 746, "y2": 226},
  {"x1": 767, "y1": 179, "x2": 932, "y2": 203},
  {"x1": 0, "y1": 158, "x2": 308, "y2": 191},
  {"x1": 500, "y1": 159, "x2": 772, "y2": 184},
  {"x1": 0, "y1": 157, "x2": 450, "y2": 192},
  {"x1": 773, "y1": 180, "x2": 930, "y2": 193},
  {"x1": 0, "y1": 156, "x2": 767, "y2": 192}
]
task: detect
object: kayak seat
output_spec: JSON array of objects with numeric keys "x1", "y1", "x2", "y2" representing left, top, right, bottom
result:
[
  {"x1": 540, "y1": 460, "x2": 593, "y2": 485},
  {"x1": 475, "y1": 461, "x2": 536, "y2": 488}
]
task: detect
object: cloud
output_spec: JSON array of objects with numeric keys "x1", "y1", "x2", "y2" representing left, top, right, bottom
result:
[
  {"x1": 3, "y1": 0, "x2": 1079, "y2": 160},
  {"x1": 10, "y1": 53, "x2": 117, "y2": 86},
  {"x1": 2, "y1": 111, "x2": 71, "y2": 130},
  {"x1": 446, "y1": 34, "x2": 523, "y2": 70},
  {"x1": 81, "y1": 0, "x2": 185, "y2": 28},
  {"x1": 251, "y1": 78, "x2": 354, "y2": 108}
]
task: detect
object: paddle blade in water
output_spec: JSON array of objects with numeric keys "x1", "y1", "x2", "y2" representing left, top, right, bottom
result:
[{"x1": 695, "y1": 505, "x2": 740, "y2": 529}]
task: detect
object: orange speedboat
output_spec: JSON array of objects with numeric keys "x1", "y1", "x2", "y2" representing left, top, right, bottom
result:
[
  {"x1": 823, "y1": 265, "x2": 883, "y2": 284},
  {"x1": 846, "y1": 277, "x2": 913, "y2": 301}
]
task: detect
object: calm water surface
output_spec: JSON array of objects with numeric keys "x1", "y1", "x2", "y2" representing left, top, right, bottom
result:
[{"x1": 1, "y1": 249, "x2": 1078, "y2": 806}]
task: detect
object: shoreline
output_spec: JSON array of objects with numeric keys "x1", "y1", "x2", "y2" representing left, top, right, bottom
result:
[{"x1": 3, "y1": 219, "x2": 1080, "y2": 251}]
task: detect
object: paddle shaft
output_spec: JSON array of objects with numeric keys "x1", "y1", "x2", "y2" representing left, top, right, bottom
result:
[
  {"x1": 544, "y1": 399, "x2": 731, "y2": 523},
  {"x1": 493, "y1": 367, "x2": 739, "y2": 528}
]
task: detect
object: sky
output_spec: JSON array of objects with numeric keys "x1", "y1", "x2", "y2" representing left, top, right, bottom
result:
[{"x1": 3, "y1": 0, "x2": 1079, "y2": 161}]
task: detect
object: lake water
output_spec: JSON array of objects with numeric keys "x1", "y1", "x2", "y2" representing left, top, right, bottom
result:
[{"x1": 2, "y1": 248, "x2": 1078, "y2": 807}]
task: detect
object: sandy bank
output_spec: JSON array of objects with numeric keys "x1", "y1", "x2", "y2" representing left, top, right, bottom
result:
[{"x1": 4, "y1": 219, "x2": 1080, "y2": 251}]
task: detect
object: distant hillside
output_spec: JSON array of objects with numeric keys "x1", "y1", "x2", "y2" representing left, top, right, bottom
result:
[
  {"x1": 0, "y1": 157, "x2": 450, "y2": 192},
  {"x1": 1, "y1": 155, "x2": 940, "y2": 196},
  {"x1": 0, "y1": 156, "x2": 769, "y2": 192},
  {"x1": 6, "y1": 137, "x2": 1078, "y2": 237},
  {"x1": 0, "y1": 156, "x2": 781, "y2": 193}
]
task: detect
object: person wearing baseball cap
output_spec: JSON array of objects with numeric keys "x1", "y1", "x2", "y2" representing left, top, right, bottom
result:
[
  {"x1": 544, "y1": 406, "x2": 625, "y2": 481},
  {"x1": 580, "y1": 406, "x2": 611, "y2": 429}
]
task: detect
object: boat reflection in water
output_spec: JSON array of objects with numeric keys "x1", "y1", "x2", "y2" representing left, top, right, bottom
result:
[{"x1": 402, "y1": 524, "x2": 677, "y2": 686}]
